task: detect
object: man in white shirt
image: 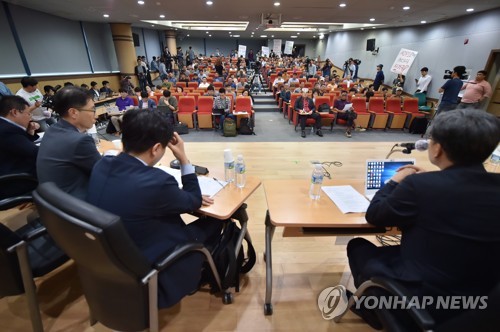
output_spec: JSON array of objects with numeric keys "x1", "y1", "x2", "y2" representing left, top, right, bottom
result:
[
  {"x1": 16, "y1": 77, "x2": 53, "y2": 132},
  {"x1": 198, "y1": 76, "x2": 210, "y2": 89},
  {"x1": 273, "y1": 73, "x2": 285, "y2": 88},
  {"x1": 415, "y1": 67, "x2": 432, "y2": 94}
]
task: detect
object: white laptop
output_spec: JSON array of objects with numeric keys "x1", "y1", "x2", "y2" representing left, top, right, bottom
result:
[{"x1": 364, "y1": 159, "x2": 415, "y2": 200}]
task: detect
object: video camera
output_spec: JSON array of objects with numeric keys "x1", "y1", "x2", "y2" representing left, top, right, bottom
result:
[{"x1": 443, "y1": 66, "x2": 466, "y2": 80}]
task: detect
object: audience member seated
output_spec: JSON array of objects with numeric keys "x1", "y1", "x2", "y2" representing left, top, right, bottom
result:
[
  {"x1": 115, "y1": 88, "x2": 134, "y2": 111},
  {"x1": 347, "y1": 109, "x2": 500, "y2": 329},
  {"x1": 213, "y1": 88, "x2": 234, "y2": 131},
  {"x1": 86, "y1": 108, "x2": 224, "y2": 307},
  {"x1": 294, "y1": 88, "x2": 322, "y2": 138},
  {"x1": 0, "y1": 96, "x2": 40, "y2": 191},
  {"x1": 16, "y1": 77, "x2": 53, "y2": 132},
  {"x1": 36, "y1": 86, "x2": 101, "y2": 200},
  {"x1": 333, "y1": 90, "x2": 361, "y2": 138},
  {"x1": 138, "y1": 92, "x2": 156, "y2": 109},
  {"x1": 100, "y1": 80, "x2": 113, "y2": 95}
]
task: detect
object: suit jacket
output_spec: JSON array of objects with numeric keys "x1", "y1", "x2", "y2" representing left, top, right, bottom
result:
[
  {"x1": 294, "y1": 96, "x2": 316, "y2": 112},
  {"x1": 365, "y1": 164, "x2": 500, "y2": 320},
  {"x1": 87, "y1": 153, "x2": 204, "y2": 307},
  {"x1": 36, "y1": 119, "x2": 101, "y2": 200},
  {"x1": 0, "y1": 118, "x2": 39, "y2": 198}
]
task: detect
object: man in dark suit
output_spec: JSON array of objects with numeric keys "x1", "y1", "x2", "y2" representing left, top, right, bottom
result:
[
  {"x1": 294, "y1": 88, "x2": 322, "y2": 138},
  {"x1": 36, "y1": 86, "x2": 101, "y2": 200},
  {"x1": 347, "y1": 109, "x2": 500, "y2": 328},
  {"x1": 0, "y1": 95, "x2": 40, "y2": 197},
  {"x1": 87, "y1": 108, "x2": 223, "y2": 308}
]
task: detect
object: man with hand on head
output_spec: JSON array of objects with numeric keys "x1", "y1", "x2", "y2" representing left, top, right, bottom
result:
[
  {"x1": 347, "y1": 109, "x2": 500, "y2": 329},
  {"x1": 36, "y1": 86, "x2": 101, "y2": 200},
  {"x1": 87, "y1": 108, "x2": 224, "y2": 308}
]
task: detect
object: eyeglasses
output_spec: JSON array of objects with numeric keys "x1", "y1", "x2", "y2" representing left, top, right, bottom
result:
[{"x1": 76, "y1": 107, "x2": 96, "y2": 114}]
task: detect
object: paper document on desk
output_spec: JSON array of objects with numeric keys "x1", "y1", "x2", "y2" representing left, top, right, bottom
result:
[
  {"x1": 155, "y1": 166, "x2": 227, "y2": 197},
  {"x1": 322, "y1": 185, "x2": 369, "y2": 214}
]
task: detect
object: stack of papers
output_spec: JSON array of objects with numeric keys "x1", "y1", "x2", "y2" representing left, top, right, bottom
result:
[
  {"x1": 321, "y1": 185, "x2": 370, "y2": 214},
  {"x1": 156, "y1": 166, "x2": 227, "y2": 197}
]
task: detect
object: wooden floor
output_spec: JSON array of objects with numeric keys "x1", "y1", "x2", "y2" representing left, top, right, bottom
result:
[{"x1": 0, "y1": 142, "x2": 438, "y2": 331}]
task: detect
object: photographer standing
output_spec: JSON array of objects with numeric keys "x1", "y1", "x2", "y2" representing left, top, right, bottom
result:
[{"x1": 436, "y1": 66, "x2": 465, "y2": 114}]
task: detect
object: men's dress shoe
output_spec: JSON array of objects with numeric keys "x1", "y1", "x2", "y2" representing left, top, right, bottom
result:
[
  {"x1": 301, "y1": 130, "x2": 306, "y2": 138},
  {"x1": 316, "y1": 129, "x2": 323, "y2": 137}
]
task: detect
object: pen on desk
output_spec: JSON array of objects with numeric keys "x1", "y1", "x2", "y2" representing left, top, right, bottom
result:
[{"x1": 213, "y1": 177, "x2": 225, "y2": 187}]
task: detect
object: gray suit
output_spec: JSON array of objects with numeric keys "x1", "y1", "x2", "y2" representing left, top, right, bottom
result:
[{"x1": 36, "y1": 119, "x2": 101, "y2": 200}]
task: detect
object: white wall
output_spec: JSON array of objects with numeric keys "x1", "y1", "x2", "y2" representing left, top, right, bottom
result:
[{"x1": 323, "y1": 8, "x2": 500, "y2": 99}]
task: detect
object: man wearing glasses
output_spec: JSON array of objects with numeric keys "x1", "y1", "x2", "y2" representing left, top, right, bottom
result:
[{"x1": 37, "y1": 86, "x2": 101, "y2": 199}]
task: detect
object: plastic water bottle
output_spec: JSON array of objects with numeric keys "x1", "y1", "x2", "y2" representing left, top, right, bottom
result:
[
  {"x1": 235, "y1": 154, "x2": 246, "y2": 188},
  {"x1": 224, "y1": 149, "x2": 235, "y2": 183},
  {"x1": 309, "y1": 164, "x2": 324, "y2": 200},
  {"x1": 489, "y1": 145, "x2": 500, "y2": 173}
]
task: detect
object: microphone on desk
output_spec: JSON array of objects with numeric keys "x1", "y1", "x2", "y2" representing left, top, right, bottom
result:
[{"x1": 397, "y1": 139, "x2": 429, "y2": 153}]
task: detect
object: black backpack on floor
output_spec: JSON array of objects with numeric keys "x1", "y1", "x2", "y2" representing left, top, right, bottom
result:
[
  {"x1": 208, "y1": 222, "x2": 256, "y2": 292},
  {"x1": 238, "y1": 117, "x2": 255, "y2": 135},
  {"x1": 409, "y1": 116, "x2": 428, "y2": 135}
]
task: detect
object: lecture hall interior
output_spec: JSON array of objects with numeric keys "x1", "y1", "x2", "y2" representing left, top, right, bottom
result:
[{"x1": 1, "y1": 0, "x2": 500, "y2": 331}]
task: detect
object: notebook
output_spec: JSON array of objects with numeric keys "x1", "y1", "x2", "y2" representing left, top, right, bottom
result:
[
  {"x1": 212, "y1": 108, "x2": 226, "y2": 115},
  {"x1": 364, "y1": 159, "x2": 415, "y2": 200}
]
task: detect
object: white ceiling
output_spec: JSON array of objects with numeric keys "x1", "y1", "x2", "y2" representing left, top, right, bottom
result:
[{"x1": 5, "y1": 0, "x2": 500, "y2": 39}]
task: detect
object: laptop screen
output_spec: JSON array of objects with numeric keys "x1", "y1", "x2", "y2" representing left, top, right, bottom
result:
[{"x1": 366, "y1": 160, "x2": 415, "y2": 191}]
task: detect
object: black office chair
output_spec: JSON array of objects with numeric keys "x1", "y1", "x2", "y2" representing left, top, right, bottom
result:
[
  {"x1": 33, "y1": 182, "x2": 224, "y2": 332},
  {"x1": 0, "y1": 175, "x2": 68, "y2": 332},
  {"x1": 0, "y1": 172, "x2": 38, "y2": 202},
  {"x1": 334, "y1": 277, "x2": 500, "y2": 332}
]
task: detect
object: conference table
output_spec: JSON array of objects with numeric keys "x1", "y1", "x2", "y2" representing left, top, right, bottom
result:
[{"x1": 262, "y1": 178, "x2": 397, "y2": 315}]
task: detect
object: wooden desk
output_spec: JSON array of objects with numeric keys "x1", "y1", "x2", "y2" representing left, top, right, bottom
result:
[
  {"x1": 263, "y1": 178, "x2": 392, "y2": 315},
  {"x1": 198, "y1": 176, "x2": 261, "y2": 219}
]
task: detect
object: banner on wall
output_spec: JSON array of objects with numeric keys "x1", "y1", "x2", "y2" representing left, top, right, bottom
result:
[
  {"x1": 238, "y1": 45, "x2": 247, "y2": 58},
  {"x1": 261, "y1": 46, "x2": 270, "y2": 57},
  {"x1": 284, "y1": 41, "x2": 294, "y2": 54},
  {"x1": 390, "y1": 48, "x2": 418, "y2": 75},
  {"x1": 273, "y1": 39, "x2": 282, "y2": 55}
]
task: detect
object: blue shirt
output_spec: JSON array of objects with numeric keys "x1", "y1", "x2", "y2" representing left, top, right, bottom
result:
[
  {"x1": 115, "y1": 96, "x2": 134, "y2": 111},
  {"x1": 440, "y1": 78, "x2": 464, "y2": 105}
]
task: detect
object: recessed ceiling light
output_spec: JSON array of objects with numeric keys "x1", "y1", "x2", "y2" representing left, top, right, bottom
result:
[
  {"x1": 209, "y1": 34, "x2": 212, "y2": 37},
  {"x1": 151, "y1": 25, "x2": 155, "y2": 27},
  {"x1": 271, "y1": 35, "x2": 274, "y2": 37},
  {"x1": 187, "y1": 34, "x2": 190, "y2": 36},
  {"x1": 313, "y1": 35, "x2": 316, "y2": 38},
  {"x1": 403, "y1": 6, "x2": 410, "y2": 10},
  {"x1": 103, "y1": 14, "x2": 109, "y2": 18},
  {"x1": 138, "y1": 0, "x2": 145, "y2": 4},
  {"x1": 291, "y1": 35, "x2": 297, "y2": 38},
  {"x1": 339, "y1": 3, "x2": 346, "y2": 7},
  {"x1": 370, "y1": 18, "x2": 375, "y2": 22},
  {"x1": 360, "y1": 28, "x2": 364, "y2": 30},
  {"x1": 159, "y1": 14, "x2": 165, "y2": 18},
  {"x1": 421, "y1": 20, "x2": 427, "y2": 24},
  {"x1": 260, "y1": 35, "x2": 267, "y2": 38},
  {"x1": 228, "y1": 31, "x2": 231, "y2": 34},
  {"x1": 233, "y1": 34, "x2": 240, "y2": 37},
  {"x1": 251, "y1": 31, "x2": 254, "y2": 34},
  {"x1": 466, "y1": 8, "x2": 474, "y2": 12},
  {"x1": 274, "y1": 2, "x2": 280, "y2": 6},
  {"x1": 250, "y1": 35, "x2": 253, "y2": 37},
  {"x1": 372, "y1": 27, "x2": 376, "y2": 29},
  {"x1": 297, "y1": 32, "x2": 300, "y2": 35},
  {"x1": 206, "y1": 31, "x2": 209, "y2": 34},
  {"x1": 206, "y1": 1, "x2": 213, "y2": 5}
]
